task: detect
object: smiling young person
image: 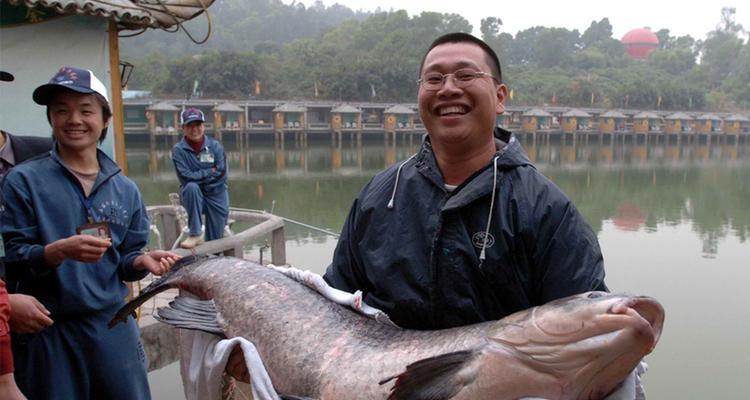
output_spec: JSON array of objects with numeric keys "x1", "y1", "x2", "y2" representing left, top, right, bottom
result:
[{"x1": 0, "y1": 67, "x2": 179, "y2": 400}]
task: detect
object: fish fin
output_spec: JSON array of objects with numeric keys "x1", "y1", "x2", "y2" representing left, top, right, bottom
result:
[
  {"x1": 381, "y1": 349, "x2": 480, "y2": 400},
  {"x1": 154, "y1": 295, "x2": 226, "y2": 337}
]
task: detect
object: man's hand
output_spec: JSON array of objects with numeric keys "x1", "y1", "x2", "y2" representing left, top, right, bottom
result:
[
  {"x1": 8, "y1": 294, "x2": 53, "y2": 334},
  {"x1": 134, "y1": 250, "x2": 181, "y2": 276},
  {"x1": 44, "y1": 235, "x2": 111, "y2": 266},
  {"x1": 225, "y1": 345, "x2": 250, "y2": 383}
]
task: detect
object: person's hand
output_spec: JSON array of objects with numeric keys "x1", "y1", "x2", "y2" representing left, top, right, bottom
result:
[
  {"x1": 225, "y1": 345, "x2": 250, "y2": 383},
  {"x1": 44, "y1": 235, "x2": 111, "y2": 265},
  {"x1": 8, "y1": 294, "x2": 53, "y2": 334},
  {"x1": 0, "y1": 372, "x2": 27, "y2": 400},
  {"x1": 134, "y1": 250, "x2": 181, "y2": 276}
]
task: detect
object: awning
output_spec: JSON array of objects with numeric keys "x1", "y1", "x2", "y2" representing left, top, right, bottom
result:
[{"x1": 7, "y1": 0, "x2": 215, "y2": 30}]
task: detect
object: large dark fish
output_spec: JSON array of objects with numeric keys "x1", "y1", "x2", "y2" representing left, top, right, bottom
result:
[{"x1": 111, "y1": 256, "x2": 665, "y2": 400}]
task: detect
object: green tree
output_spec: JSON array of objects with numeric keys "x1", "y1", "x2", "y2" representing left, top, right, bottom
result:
[
  {"x1": 648, "y1": 47, "x2": 695, "y2": 75},
  {"x1": 580, "y1": 18, "x2": 613, "y2": 49},
  {"x1": 698, "y1": 7, "x2": 746, "y2": 91},
  {"x1": 535, "y1": 28, "x2": 578, "y2": 68},
  {"x1": 125, "y1": 51, "x2": 169, "y2": 91}
]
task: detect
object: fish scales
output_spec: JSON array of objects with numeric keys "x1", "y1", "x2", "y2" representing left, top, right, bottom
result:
[{"x1": 181, "y1": 257, "x2": 488, "y2": 397}]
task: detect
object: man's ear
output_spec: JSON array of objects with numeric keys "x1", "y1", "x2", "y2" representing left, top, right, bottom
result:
[{"x1": 495, "y1": 84, "x2": 508, "y2": 115}]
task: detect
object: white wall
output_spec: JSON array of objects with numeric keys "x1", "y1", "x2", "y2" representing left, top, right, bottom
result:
[{"x1": 0, "y1": 15, "x2": 115, "y2": 157}]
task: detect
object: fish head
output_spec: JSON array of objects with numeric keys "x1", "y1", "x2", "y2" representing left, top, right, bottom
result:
[
  {"x1": 487, "y1": 291, "x2": 665, "y2": 398},
  {"x1": 523, "y1": 291, "x2": 664, "y2": 347}
]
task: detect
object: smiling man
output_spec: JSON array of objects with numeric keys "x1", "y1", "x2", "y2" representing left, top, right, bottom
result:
[
  {"x1": 171, "y1": 108, "x2": 229, "y2": 249},
  {"x1": 316, "y1": 31, "x2": 653, "y2": 398},
  {"x1": 0, "y1": 67, "x2": 179, "y2": 400},
  {"x1": 325, "y1": 32, "x2": 608, "y2": 329},
  {"x1": 319, "y1": 32, "x2": 651, "y2": 398}
]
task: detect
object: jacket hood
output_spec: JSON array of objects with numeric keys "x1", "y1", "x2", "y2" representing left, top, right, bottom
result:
[{"x1": 410, "y1": 127, "x2": 532, "y2": 205}]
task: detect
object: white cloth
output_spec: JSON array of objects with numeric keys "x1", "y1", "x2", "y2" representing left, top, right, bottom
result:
[
  {"x1": 179, "y1": 329, "x2": 280, "y2": 400},
  {"x1": 268, "y1": 264, "x2": 397, "y2": 326}
]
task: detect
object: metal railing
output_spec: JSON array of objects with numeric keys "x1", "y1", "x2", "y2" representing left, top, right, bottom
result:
[
  {"x1": 146, "y1": 205, "x2": 286, "y2": 265},
  {"x1": 247, "y1": 122, "x2": 274, "y2": 129},
  {"x1": 307, "y1": 122, "x2": 332, "y2": 130}
]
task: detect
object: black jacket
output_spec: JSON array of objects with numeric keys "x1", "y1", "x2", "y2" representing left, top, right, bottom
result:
[
  {"x1": 6, "y1": 132, "x2": 53, "y2": 163},
  {"x1": 324, "y1": 128, "x2": 607, "y2": 330},
  {"x1": 1, "y1": 132, "x2": 53, "y2": 279}
]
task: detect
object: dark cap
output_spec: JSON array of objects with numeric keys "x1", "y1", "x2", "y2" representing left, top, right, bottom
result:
[
  {"x1": 32, "y1": 66, "x2": 109, "y2": 106},
  {"x1": 181, "y1": 108, "x2": 205, "y2": 126},
  {"x1": 0, "y1": 71, "x2": 14, "y2": 82}
]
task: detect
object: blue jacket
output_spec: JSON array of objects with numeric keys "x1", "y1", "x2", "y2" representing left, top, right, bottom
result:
[
  {"x1": 172, "y1": 135, "x2": 227, "y2": 194},
  {"x1": 324, "y1": 128, "x2": 607, "y2": 330},
  {"x1": 0, "y1": 147, "x2": 150, "y2": 316}
]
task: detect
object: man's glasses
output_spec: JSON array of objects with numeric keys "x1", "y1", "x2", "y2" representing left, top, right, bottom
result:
[{"x1": 417, "y1": 68, "x2": 498, "y2": 91}]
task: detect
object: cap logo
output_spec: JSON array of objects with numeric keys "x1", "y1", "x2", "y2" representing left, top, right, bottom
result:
[{"x1": 54, "y1": 67, "x2": 79, "y2": 84}]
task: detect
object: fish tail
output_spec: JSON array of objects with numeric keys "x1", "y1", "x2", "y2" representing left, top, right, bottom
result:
[{"x1": 108, "y1": 254, "x2": 209, "y2": 328}]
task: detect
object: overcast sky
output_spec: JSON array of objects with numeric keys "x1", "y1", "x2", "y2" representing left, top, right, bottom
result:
[{"x1": 285, "y1": 0, "x2": 749, "y2": 41}]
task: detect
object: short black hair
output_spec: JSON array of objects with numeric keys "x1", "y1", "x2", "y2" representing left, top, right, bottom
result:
[
  {"x1": 45, "y1": 89, "x2": 112, "y2": 144},
  {"x1": 419, "y1": 32, "x2": 503, "y2": 84}
]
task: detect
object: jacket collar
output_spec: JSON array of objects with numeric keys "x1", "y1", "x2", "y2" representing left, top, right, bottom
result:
[
  {"x1": 413, "y1": 128, "x2": 533, "y2": 210},
  {"x1": 50, "y1": 145, "x2": 121, "y2": 193},
  {"x1": 177, "y1": 135, "x2": 210, "y2": 153}
]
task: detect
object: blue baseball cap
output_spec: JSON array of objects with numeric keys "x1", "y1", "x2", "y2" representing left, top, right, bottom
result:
[
  {"x1": 33, "y1": 66, "x2": 109, "y2": 106},
  {"x1": 181, "y1": 108, "x2": 205, "y2": 125}
]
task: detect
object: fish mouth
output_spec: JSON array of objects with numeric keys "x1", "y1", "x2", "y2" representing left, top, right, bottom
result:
[{"x1": 610, "y1": 296, "x2": 665, "y2": 347}]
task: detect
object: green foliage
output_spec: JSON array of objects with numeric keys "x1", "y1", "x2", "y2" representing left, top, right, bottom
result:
[
  {"x1": 648, "y1": 48, "x2": 696, "y2": 75},
  {"x1": 121, "y1": 3, "x2": 749, "y2": 111}
]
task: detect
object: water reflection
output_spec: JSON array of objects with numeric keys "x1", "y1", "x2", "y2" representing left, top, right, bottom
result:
[
  {"x1": 134, "y1": 136, "x2": 750, "y2": 399},
  {"x1": 128, "y1": 136, "x2": 750, "y2": 258},
  {"x1": 131, "y1": 136, "x2": 750, "y2": 176}
]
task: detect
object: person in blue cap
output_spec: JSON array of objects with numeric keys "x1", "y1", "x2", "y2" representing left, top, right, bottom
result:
[
  {"x1": 0, "y1": 66, "x2": 180, "y2": 400},
  {"x1": 171, "y1": 108, "x2": 229, "y2": 248}
]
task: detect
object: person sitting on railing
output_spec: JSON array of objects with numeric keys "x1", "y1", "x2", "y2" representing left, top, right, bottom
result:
[{"x1": 171, "y1": 108, "x2": 229, "y2": 249}]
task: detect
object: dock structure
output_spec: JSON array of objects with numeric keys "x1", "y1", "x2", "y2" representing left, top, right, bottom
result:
[{"x1": 124, "y1": 98, "x2": 750, "y2": 145}]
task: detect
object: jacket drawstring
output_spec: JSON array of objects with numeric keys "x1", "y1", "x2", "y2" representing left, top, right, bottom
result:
[
  {"x1": 386, "y1": 151, "x2": 499, "y2": 266},
  {"x1": 387, "y1": 153, "x2": 417, "y2": 209},
  {"x1": 479, "y1": 155, "x2": 499, "y2": 264}
]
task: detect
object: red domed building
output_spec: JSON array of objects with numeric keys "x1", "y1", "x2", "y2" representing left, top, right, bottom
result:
[{"x1": 621, "y1": 28, "x2": 659, "y2": 59}]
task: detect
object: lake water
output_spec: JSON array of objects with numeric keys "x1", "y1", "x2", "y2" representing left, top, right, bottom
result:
[{"x1": 128, "y1": 134, "x2": 750, "y2": 399}]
